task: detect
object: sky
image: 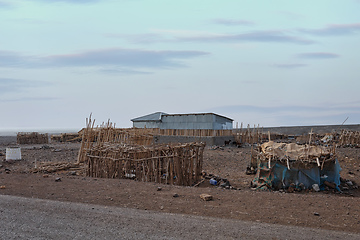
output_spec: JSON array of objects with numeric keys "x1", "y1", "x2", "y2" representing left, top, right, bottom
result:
[{"x1": 0, "y1": 0, "x2": 360, "y2": 131}]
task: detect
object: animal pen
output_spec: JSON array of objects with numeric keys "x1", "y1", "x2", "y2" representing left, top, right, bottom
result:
[{"x1": 77, "y1": 118, "x2": 205, "y2": 186}]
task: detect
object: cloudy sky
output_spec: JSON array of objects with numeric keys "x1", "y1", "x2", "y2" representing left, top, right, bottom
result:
[{"x1": 1, "y1": 0, "x2": 359, "y2": 131}]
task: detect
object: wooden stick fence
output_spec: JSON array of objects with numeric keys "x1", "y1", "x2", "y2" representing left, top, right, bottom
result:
[
  {"x1": 338, "y1": 130, "x2": 360, "y2": 146},
  {"x1": 86, "y1": 142, "x2": 205, "y2": 186}
]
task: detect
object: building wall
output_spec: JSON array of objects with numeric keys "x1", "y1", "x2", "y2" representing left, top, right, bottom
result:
[
  {"x1": 213, "y1": 115, "x2": 233, "y2": 130},
  {"x1": 154, "y1": 135, "x2": 234, "y2": 146},
  {"x1": 133, "y1": 121, "x2": 161, "y2": 129},
  {"x1": 160, "y1": 114, "x2": 232, "y2": 130},
  {"x1": 160, "y1": 114, "x2": 212, "y2": 129}
]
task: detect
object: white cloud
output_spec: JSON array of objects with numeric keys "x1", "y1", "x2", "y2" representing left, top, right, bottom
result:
[
  {"x1": 0, "y1": 48, "x2": 210, "y2": 73},
  {"x1": 299, "y1": 23, "x2": 360, "y2": 36},
  {"x1": 296, "y1": 52, "x2": 340, "y2": 59}
]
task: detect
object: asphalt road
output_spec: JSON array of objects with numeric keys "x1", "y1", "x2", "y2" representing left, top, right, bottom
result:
[{"x1": 0, "y1": 195, "x2": 358, "y2": 240}]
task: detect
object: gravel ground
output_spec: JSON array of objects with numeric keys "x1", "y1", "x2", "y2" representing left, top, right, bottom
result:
[
  {"x1": 0, "y1": 136, "x2": 359, "y2": 235},
  {"x1": 1, "y1": 194, "x2": 359, "y2": 240}
]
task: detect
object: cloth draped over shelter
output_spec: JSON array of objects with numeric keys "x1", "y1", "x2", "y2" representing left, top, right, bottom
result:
[{"x1": 252, "y1": 141, "x2": 341, "y2": 191}]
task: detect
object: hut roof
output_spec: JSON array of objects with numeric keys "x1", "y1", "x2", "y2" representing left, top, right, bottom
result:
[{"x1": 260, "y1": 141, "x2": 332, "y2": 161}]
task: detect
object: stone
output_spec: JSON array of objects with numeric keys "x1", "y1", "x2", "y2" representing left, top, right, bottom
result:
[
  {"x1": 200, "y1": 194, "x2": 213, "y2": 201},
  {"x1": 173, "y1": 193, "x2": 179, "y2": 198},
  {"x1": 55, "y1": 177, "x2": 61, "y2": 182},
  {"x1": 157, "y1": 187, "x2": 162, "y2": 191}
]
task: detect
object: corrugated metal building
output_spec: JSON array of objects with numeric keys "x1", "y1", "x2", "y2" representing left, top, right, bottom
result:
[{"x1": 131, "y1": 112, "x2": 233, "y2": 130}]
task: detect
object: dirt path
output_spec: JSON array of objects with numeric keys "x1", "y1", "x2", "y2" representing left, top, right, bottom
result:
[
  {"x1": 1, "y1": 194, "x2": 359, "y2": 240},
  {"x1": 0, "y1": 172, "x2": 359, "y2": 234}
]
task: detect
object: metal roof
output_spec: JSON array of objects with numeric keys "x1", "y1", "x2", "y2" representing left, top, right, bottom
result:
[
  {"x1": 131, "y1": 112, "x2": 167, "y2": 122},
  {"x1": 131, "y1": 112, "x2": 233, "y2": 122},
  {"x1": 164, "y1": 113, "x2": 233, "y2": 121}
]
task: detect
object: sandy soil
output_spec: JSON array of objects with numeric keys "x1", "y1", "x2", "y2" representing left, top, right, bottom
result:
[{"x1": 0, "y1": 136, "x2": 359, "y2": 234}]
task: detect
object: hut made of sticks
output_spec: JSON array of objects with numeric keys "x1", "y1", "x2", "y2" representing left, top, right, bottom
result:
[
  {"x1": 85, "y1": 142, "x2": 205, "y2": 186},
  {"x1": 17, "y1": 132, "x2": 49, "y2": 144},
  {"x1": 252, "y1": 141, "x2": 340, "y2": 191}
]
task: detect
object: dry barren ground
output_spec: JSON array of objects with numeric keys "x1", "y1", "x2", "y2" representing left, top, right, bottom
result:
[{"x1": 0, "y1": 136, "x2": 359, "y2": 234}]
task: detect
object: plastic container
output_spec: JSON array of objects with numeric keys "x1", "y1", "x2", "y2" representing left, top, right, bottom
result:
[
  {"x1": 6, "y1": 147, "x2": 21, "y2": 161},
  {"x1": 210, "y1": 179, "x2": 217, "y2": 185}
]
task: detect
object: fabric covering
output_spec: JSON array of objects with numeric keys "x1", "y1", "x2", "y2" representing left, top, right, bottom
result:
[
  {"x1": 252, "y1": 160, "x2": 341, "y2": 191},
  {"x1": 260, "y1": 141, "x2": 331, "y2": 160}
]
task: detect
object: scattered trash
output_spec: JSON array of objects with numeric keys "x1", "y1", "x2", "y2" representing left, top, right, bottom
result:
[
  {"x1": 193, "y1": 179, "x2": 205, "y2": 187},
  {"x1": 314, "y1": 212, "x2": 320, "y2": 216},
  {"x1": 287, "y1": 183, "x2": 296, "y2": 193},
  {"x1": 173, "y1": 193, "x2": 179, "y2": 198},
  {"x1": 210, "y1": 146, "x2": 224, "y2": 150},
  {"x1": 339, "y1": 178, "x2": 358, "y2": 192},
  {"x1": 157, "y1": 187, "x2": 162, "y2": 191},
  {"x1": 32, "y1": 162, "x2": 81, "y2": 174},
  {"x1": 0, "y1": 185, "x2": 6, "y2": 189},
  {"x1": 200, "y1": 194, "x2": 213, "y2": 201},
  {"x1": 312, "y1": 184, "x2": 320, "y2": 192},
  {"x1": 298, "y1": 183, "x2": 306, "y2": 191},
  {"x1": 245, "y1": 166, "x2": 256, "y2": 175},
  {"x1": 220, "y1": 180, "x2": 231, "y2": 189},
  {"x1": 209, "y1": 178, "x2": 217, "y2": 185},
  {"x1": 324, "y1": 181, "x2": 336, "y2": 189},
  {"x1": 125, "y1": 173, "x2": 136, "y2": 179},
  {"x1": 346, "y1": 181, "x2": 353, "y2": 186},
  {"x1": 55, "y1": 177, "x2": 61, "y2": 182}
]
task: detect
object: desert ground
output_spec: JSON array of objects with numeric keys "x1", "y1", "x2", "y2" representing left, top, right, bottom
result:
[{"x1": 0, "y1": 136, "x2": 359, "y2": 234}]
